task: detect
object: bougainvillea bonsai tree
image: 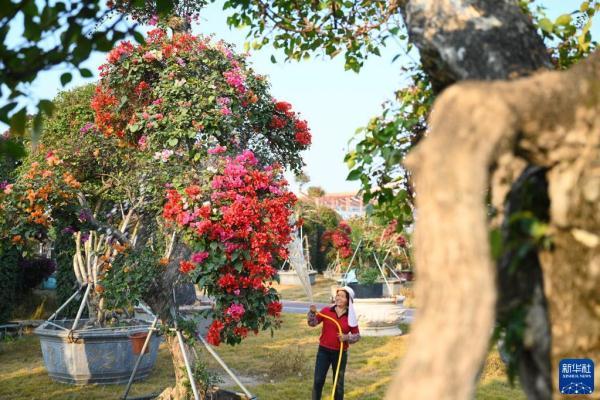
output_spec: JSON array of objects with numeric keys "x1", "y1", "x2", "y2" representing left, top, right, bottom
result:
[
  {"x1": 0, "y1": 26, "x2": 311, "y2": 398},
  {"x1": 321, "y1": 217, "x2": 412, "y2": 282},
  {"x1": 321, "y1": 221, "x2": 353, "y2": 271}
]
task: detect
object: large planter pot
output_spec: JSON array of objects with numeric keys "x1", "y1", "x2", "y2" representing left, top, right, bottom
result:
[
  {"x1": 353, "y1": 297, "x2": 405, "y2": 337},
  {"x1": 278, "y1": 270, "x2": 317, "y2": 286},
  {"x1": 35, "y1": 319, "x2": 161, "y2": 384},
  {"x1": 382, "y1": 279, "x2": 404, "y2": 297},
  {"x1": 323, "y1": 270, "x2": 343, "y2": 281},
  {"x1": 348, "y1": 282, "x2": 383, "y2": 298}
]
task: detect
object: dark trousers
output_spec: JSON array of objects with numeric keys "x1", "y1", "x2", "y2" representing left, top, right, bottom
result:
[{"x1": 312, "y1": 346, "x2": 348, "y2": 400}]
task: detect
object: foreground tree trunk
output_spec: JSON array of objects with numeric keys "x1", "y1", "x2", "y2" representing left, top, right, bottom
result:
[
  {"x1": 398, "y1": 1, "x2": 554, "y2": 397},
  {"x1": 386, "y1": 51, "x2": 600, "y2": 399}
]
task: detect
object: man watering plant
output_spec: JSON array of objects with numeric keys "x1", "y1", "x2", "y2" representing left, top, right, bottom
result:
[{"x1": 308, "y1": 286, "x2": 361, "y2": 400}]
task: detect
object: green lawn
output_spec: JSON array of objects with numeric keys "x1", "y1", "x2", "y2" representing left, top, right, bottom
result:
[
  {"x1": 274, "y1": 275, "x2": 337, "y2": 303},
  {"x1": 0, "y1": 314, "x2": 525, "y2": 399}
]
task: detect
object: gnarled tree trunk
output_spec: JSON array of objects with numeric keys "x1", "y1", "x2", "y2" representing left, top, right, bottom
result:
[
  {"x1": 158, "y1": 334, "x2": 197, "y2": 400},
  {"x1": 396, "y1": 1, "x2": 555, "y2": 397},
  {"x1": 386, "y1": 50, "x2": 600, "y2": 400},
  {"x1": 136, "y1": 222, "x2": 198, "y2": 400}
]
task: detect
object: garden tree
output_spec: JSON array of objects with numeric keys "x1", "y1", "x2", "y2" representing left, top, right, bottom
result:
[
  {"x1": 1, "y1": 28, "x2": 312, "y2": 399},
  {"x1": 321, "y1": 217, "x2": 409, "y2": 279},
  {"x1": 307, "y1": 185, "x2": 325, "y2": 198},
  {"x1": 1, "y1": 1, "x2": 136, "y2": 140},
  {"x1": 0, "y1": 0, "x2": 209, "y2": 159},
  {"x1": 215, "y1": 0, "x2": 600, "y2": 399},
  {"x1": 294, "y1": 170, "x2": 310, "y2": 192},
  {"x1": 295, "y1": 200, "x2": 340, "y2": 272}
]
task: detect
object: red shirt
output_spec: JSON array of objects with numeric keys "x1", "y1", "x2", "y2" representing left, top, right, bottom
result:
[{"x1": 315, "y1": 306, "x2": 359, "y2": 351}]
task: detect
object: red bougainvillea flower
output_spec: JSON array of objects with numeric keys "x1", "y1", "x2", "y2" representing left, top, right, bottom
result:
[
  {"x1": 267, "y1": 301, "x2": 283, "y2": 317},
  {"x1": 208, "y1": 145, "x2": 227, "y2": 155},
  {"x1": 295, "y1": 131, "x2": 312, "y2": 146},
  {"x1": 396, "y1": 235, "x2": 407, "y2": 248},
  {"x1": 322, "y1": 222, "x2": 353, "y2": 260},
  {"x1": 207, "y1": 320, "x2": 224, "y2": 346},
  {"x1": 179, "y1": 260, "x2": 196, "y2": 273},
  {"x1": 162, "y1": 150, "x2": 296, "y2": 345},
  {"x1": 269, "y1": 115, "x2": 286, "y2": 129},
  {"x1": 274, "y1": 101, "x2": 292, "y2": 112},
  {"x1": 107, "y1": 41, "x2": 135, "y2": 64}
]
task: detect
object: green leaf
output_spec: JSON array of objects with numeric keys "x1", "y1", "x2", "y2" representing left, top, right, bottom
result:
[
  {"x1": 156, "y1": 0, "x2": 175, "y2": 16},
  {"x1": 270, "y1": 55, "x2": 277, "y2": 63},
  {"x1": 10, "y1": 108, "x2": 27, "y2": 134},
  {"x1": 346, "y1": 169, "x2": 362, "y2": 181},
  {"x1": 555, "y1": 14, "x2": 572, "y2": 26},
  {"x1": 38, "y1": 99, "x2": 54, "y2": 116},
  {"x1": 0, "y1": 137, "x2": 26, "y2": 159},
  {"x1": 60, "y1": 72, "x2": 72, "y2": 86},
  {"x1": 538, "y1": 18, "x2": 554, "y2": 33},
  {"x1": 167, "y1": 138, "x2": 178, "y2": 147},
  {"x1": 580, "y1": 1, "x2": 590, "y2": 12},
  {"x1": 31, "y1": 112, "x2": 43, "y2": 144},
  {"x1": 79, "y1": 68, "x2": 93, "y2": 78},
  {"x1": 133, "y1": 30, "x2": 145, "y2": 44}
]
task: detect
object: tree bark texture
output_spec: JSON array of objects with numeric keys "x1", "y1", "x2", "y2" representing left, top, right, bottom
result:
[
  {"x1": 400, "y1": 0, "x2": 551, "y2": 91},
  {"x1": 134, "y1": 219, "x2": 196, "y2": 400},
  {"x1": 158, "y1": 334, "x2": 197, "y2": 400},
  {"x1": 386, "y1": 51, "x2": 600, "y2": 399},
  {"x1": 396, "y1": 1, "x2": 555, "y2": 398}
]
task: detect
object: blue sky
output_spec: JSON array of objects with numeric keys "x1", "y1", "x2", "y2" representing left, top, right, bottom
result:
[{"x1": 5, "y1": 1, "x2": 597, "y2": 193}]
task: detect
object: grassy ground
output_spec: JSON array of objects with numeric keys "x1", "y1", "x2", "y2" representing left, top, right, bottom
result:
[
  {"x1": 274, "y1": 275, "x2": 337, "y2": 303},
  {"x1": 275, "y1": 275, "x2": 418, "y2": 310},
  {"x1": 0, "y1": 314, "x2": 525, "y2": 400}
]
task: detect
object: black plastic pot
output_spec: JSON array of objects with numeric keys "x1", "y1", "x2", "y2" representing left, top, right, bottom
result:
[{"x1": 348, "y1": 282, "x2": 384, "y2": 298}]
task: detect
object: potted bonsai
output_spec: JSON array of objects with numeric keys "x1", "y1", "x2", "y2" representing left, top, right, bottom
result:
[
  {"x1": 1, "y1": 18, "x2": 311, "y2": 397},
  {"x1": 349, "y1": 267, "x2": 384, "y2": 298}
]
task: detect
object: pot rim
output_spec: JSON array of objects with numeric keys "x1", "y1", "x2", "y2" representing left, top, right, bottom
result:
[{"x1": 35, "y1": 318, "x2": 155, "y2": 339}]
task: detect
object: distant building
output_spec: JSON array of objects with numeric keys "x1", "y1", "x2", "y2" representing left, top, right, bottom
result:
[{"x1": 300, "y1": 192, "x2": 365, "y2": 219}]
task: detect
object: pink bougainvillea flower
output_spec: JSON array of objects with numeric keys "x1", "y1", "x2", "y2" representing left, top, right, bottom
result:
[
  {"x1": 138, "y1": 135, "x2": 148, "y2": 150},
  {"x1": 226, "y1": 303, "x2": 245, "y2": 320},
  {"x1": 191, "y1": 251, "x2": 209, "y2": 264},
  {"x1": 208, "y1": 145, "x2": 227, "y2": 155}
]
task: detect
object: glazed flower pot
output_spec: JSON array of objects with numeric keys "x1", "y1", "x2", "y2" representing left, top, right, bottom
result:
[{"x1": 35, "y1": 319, "x2": 160, "y2": 384}]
